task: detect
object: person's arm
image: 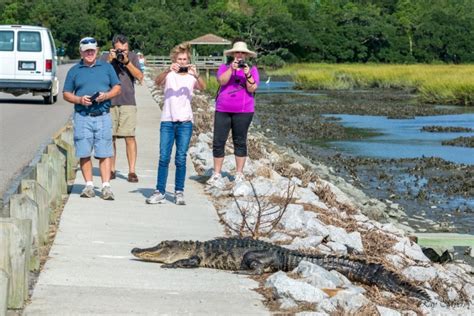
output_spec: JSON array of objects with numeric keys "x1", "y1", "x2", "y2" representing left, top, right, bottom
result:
[
  {"x1": 244, "y1": 66, "x2": 258, "y2": 93},
  {"x1": 155, "y1": 63, "x2": 178, "y2": 87},
  {"x1": 125, "y1": 54, "x2": 144, "y2": 82},
  {"x1": 217, "y1": 60, "x2": 238, "y2": 85},
  {"x1": 188, "y1": 65, "x2": 206, "y2": 90},
  {"x1": 63, "y1": 91, "x2": 93, "y2": 106}
]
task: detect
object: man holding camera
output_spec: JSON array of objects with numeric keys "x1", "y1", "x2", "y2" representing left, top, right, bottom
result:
[
  {"x1": 100, "y1": 34, "x2": 144, "y2": 183},
  {"x1": 63, "y1": 37, "x2": 121, "y2": 200}
]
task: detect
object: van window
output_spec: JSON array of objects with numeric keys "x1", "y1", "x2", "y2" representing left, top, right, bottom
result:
[
  {"x1": 18, "y1": 31, "x2": 42, "y2": 52},
  {"x1": 0, "y1": 31, "x2": 14, "y2": 51}
]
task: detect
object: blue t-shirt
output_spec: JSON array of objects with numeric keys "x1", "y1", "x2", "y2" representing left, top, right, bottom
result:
[{"x1": 63, "y1": 60, "x2": 120, "y2": 113}]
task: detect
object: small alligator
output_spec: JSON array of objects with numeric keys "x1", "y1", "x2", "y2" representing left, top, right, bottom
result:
[{"x1": 131, "y1": 237, "x2": 430, "y2": 301}]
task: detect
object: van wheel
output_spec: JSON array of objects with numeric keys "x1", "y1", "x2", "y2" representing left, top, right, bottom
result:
[
  {"x1": 43, "y1": 94, "x2": 54, "y2": 104},
  {"x1": 44, "y1": 88, "x2": 55, "y2": 104},
  {"x1": 53, "y1": 94, "x2": 58, "y2": 103}
]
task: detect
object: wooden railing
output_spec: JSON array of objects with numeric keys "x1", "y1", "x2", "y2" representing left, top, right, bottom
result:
[{"x1": 145, "y1": 55, "x2": 225, "y2": 69}]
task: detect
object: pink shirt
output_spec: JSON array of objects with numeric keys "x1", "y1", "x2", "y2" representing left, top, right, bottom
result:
[
  {"x1": 161, "y1": 71, "x2": 197, "y2": 122},
  {"x1": 216, "y1": 64, "x2": 259, "y2": 113}
]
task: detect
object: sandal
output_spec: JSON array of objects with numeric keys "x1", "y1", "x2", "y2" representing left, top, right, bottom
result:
[{"x1": 128, "y1": 172, "x2": 139, "y2": 183}]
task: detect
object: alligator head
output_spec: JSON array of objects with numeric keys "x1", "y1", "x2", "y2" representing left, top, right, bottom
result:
[{"x1": 131, "y1": 240, "x2": 197, "y2": 263}]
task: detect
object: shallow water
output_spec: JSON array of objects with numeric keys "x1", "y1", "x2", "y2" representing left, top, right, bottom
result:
[
  {"x1": 326, "y1": 114, "x2": 474, "y2": 165},
  {"x1": 257, "y1": 81, "x2": 474, "y2": 234}
]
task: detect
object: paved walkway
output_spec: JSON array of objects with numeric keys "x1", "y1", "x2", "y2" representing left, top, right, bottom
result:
[{"x1": 24, "y1": 83, "x2": 267, "y2": 315}]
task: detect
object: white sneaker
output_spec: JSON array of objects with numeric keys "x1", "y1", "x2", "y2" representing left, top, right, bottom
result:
[
  {"x1": 146, "y1": 191, "x2": 166, "y2": 204},
  {"x1": 234, "y1": 172, "x2": 246, "y2": 184},
  {"x1": 80, "y1": 185, "x2": 95, "y2": 198},
  {"x1": 206, "y1": 173, "x2": 224, "y2": 187},
  {"x1": 175, "y1": 191, "x2": 186, "y2": 205}
]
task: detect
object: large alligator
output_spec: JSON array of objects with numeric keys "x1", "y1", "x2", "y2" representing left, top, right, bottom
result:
[{"x1": 131, "y1": 237, "x2": 430, "y2": 301}]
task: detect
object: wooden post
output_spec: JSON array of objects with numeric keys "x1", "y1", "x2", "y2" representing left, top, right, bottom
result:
[
  {"x1": 9, "y1": 194, "x2": 40, "y2": 272},
  {"x1": 20, "y1": 180, "x2": 50, "y2": 244},
  {"x1": 0, "y1": 218, "x2": 31, "y2": 309},
  {"x1": 0, "y1": 269, "x2": 8, "y2": 316}
]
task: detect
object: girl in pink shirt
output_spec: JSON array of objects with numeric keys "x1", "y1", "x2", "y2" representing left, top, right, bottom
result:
[
  {"x1": 146, "y1": 43, "x2": 206, "y2": 205},
  {"x1": 207, "y1": 40, "x2": 260, "y2": 187}
]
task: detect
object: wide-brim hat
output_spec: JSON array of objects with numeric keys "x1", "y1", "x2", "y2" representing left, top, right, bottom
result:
[{"x1": 224, "y1": 41, "x2": 257, "y2": 58}]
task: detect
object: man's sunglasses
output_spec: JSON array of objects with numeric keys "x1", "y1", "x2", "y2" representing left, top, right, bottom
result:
[{"x1": 80, "y1": 38, "x2": 97, "y2": 45}]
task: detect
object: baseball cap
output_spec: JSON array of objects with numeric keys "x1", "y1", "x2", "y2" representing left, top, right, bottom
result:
[{"x1": 79, "y1": 37, "x2": 97, "y2": 51}]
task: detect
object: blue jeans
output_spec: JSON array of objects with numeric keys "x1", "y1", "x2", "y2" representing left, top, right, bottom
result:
[{"x1": 156, "y1": 121, "x2": 193, "y2": 193}]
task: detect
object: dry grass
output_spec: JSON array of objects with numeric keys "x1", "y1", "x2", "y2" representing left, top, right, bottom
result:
[
  {"x1": 362, "y1": 286, "x2": 424, "y2": 315},
  {"x1": 429, "y1": 277, "x2": 470, "y2": 307},
  {"x1": 360, "y1": 229, "x2": 398, "y2": 259}
]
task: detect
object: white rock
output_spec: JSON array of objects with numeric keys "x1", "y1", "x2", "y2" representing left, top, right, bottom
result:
[
  {"x1": 376, "y1": 306, "x2": 401, "y2": 316},
  {"x1": 269, "y1": 232, "x2": 293, "y2": 243},
  {"x1": 317, "y1": 244, "x2": 332, "y2": 254},
  {"x1": 462, "y1": 282, "x2": 474, "y2": 302},
  {"x1": 317, "y1": 299, "x2": 337, "y2": 313},
  {"x1": 265, "y1": 271, "x2": 328, "y2": 304},
  {"x1": 402, "y1": 266, "x2": 437, "y2": 282},
  {"x1": 268, "y1": 151, "x2": 281, "y2": 164},
  {"x1": 194, "y1": 150, "x2": 213, "y2": 164},
  {"x1": 318, "y1": 179, "x2": 353, "y2": 206},
  {"x1": 296, "y1": 312, "x2": 329, "y2": 316},
  {"x1": 279, "y1": 204, "x2": 307, "y2": 231},
  {"x1": 326, "y1": 241, "x2": 347, "y2": 255},
  {"x1": 278, "y1": 297, "x2": 298, "y2": 309},
  {"x1": 220, "y1": 200, "x2": 280, "y2": 233},
  {"x1": 305, "y1": 217, "x2": 330, "y2": 237},
  {"x1": 385, "y1": 254, "x2": 405, "y2": 270},
  {"x1": 329, "y1": 291, "x2": 369, "y2": 312},
  {"x1": 393, "y1": 237, "x2": 430, "y2": 262},
  {"x1": 291, "y1": 176, "x2": 303, "y2": 187},
  {"x1": 329, "y1": 270, "x2": 352, "y2": 286},
  {"x1": 352, "y1": 214, "x2": 369, "y2": 222},
  {"x1": 231, "y1": 181, "x2": 253, "y2": 197},
  {"x1": 295, "y1": 187, "x2": 328, "y2": 210},
  {"x1": 381, "y1": 223, "x2": 404, "y2": 235},
  {"x1": 447, "y1": 287, "x2": 458, "y2": 301},
  {"x1": 295, "y1": 261, "x2": 342, "y2": 288},
  {"x1": 286, "y1": 236, "x2": 324, "y2": 251},
  {"x1": 197, "y1": 132, "x2": 212, "y2": 144},
  {"x1": 289, "y1": 162, "x2": 305, "y2": 172},
  {"x1": 327, "y1": 225, "x2": 364, "y2": 253}
]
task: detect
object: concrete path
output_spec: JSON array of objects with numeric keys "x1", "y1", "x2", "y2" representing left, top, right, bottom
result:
[{"x1": 24, "y1": 83, "x2": 267, "y2": 315}]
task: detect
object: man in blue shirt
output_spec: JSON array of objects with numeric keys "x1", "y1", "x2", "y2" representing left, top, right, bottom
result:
[{"x1": 63, "y1": 37, "x2": 121, "y2": 200}]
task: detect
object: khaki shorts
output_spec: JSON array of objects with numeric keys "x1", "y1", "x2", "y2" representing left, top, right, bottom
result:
[{"x1": 110, "y1": 105, "x2": 137, "y2": 137}]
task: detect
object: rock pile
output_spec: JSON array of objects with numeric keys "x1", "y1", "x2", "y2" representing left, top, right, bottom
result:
[{"x1": 147, "y1": 78, "x2": 474, "y2": 314}]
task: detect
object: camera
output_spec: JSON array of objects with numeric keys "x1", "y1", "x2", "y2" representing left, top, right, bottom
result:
[
  {"x1": 90, "y1": 92, "x2": 100, "y2": 102},
  {"x1": 178, "y1": 66, "x2": 189, "y2": 73},
  {"x1": 115, "y1": 49, "x2": 125, "y2": 63},
  {"x1": 237, "y1": 60, "x2": 247, "y2": 68}
]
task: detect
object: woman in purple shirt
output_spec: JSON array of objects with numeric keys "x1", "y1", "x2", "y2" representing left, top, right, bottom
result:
[{"x1": 207, "y1": 40, "x2": 259, "y2": 187}]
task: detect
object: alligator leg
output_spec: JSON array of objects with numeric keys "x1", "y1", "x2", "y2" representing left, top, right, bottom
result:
[
  {"x1": 161, "y1": 255, "x2": 201, "y2": 269},
  {"x1": 240, "y1": 250, "x2": 278, "y2": 274}
]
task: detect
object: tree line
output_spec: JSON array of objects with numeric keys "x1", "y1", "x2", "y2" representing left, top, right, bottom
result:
[{"x1": 1, "y1": 0, "x2": 473, "y2": 65}]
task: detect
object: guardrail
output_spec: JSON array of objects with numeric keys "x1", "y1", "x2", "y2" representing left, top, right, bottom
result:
[{"x1": 0, "y1": 123, "x2": 78, "y2": 311}]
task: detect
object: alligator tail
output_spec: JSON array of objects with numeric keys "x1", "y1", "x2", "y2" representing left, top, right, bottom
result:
[{"x1": 287, "y1": 253, "x2": 430, "y2": 301}]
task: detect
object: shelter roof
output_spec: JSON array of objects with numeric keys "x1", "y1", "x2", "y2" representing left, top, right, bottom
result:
[{"x1": 188, "y1": 34, "x2": 231, "y2": 45}]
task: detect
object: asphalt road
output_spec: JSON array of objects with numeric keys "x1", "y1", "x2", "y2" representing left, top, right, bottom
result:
[{"x1": 0, "y1": 63, "x2": 74, "y2": 202}]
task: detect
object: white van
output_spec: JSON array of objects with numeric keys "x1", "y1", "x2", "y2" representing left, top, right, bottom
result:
[{"x1": 0, "y1": 25, "x2": 59, "y2": 104}]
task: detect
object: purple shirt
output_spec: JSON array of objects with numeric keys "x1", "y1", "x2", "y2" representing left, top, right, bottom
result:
[{"x1": 216, "y1": 64, "x2": 259, "y2": 113}]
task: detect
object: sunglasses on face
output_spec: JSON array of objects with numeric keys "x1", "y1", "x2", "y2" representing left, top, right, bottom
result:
[{"x1": 80, "y1": 38, "x2": 97, "y2": 45}]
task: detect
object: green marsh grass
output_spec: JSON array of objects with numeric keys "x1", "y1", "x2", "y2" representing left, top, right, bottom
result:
[{"x1": 268, "y1": 64, "x2": 474, "y2": 105}]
